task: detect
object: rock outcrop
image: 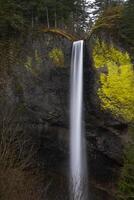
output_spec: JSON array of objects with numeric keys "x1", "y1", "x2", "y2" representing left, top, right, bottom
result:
[{"x1": 0, "y1": 32, "x2": 127, "y2": 200}]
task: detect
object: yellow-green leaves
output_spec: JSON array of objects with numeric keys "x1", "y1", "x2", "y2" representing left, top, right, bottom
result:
[
  {"x1": 93, "y1": 40, "x2": 134, "y2": 122},
  {"x1": 93, "y1": 40, "x2": 131, "y2": 68},
  {"x1": 25, "y1": 56, "x2": 32, "y2": 72},
  {"x1": 24, "y1": 50, "x2": 42, "y2": 75},
  {"x1": 49, "y1": 48, "x2": 64, "y2": 67}
]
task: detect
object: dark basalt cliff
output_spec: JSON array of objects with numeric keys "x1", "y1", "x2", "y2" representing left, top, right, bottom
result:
[{"x1": 0, "y1": 33, "x2": 127, "y2": 200}]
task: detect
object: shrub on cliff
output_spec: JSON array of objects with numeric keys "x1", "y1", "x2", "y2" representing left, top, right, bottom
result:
[
  {"x1": 0, "y1": 106, "x2": 46, "y2": 200},
  {"x1": 93, "y1": 40, "x2": 134, "y2": 122},
  {"x1": 49, "y1": 48, "x2": 64, "y2": 67}
]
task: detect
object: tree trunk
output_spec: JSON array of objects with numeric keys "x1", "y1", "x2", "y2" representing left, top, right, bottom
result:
[
  {"x1": 45, "y1": 7, "x2": 50, "y2": 28},
  {"x1": 31, "y1": 9, "x2": 34, "y2": 28},
  {"x1": 55, "y1": 9, "x2": 57, "y2": 28}
]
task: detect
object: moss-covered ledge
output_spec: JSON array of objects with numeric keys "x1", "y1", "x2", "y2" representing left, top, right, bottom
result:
[{"x1": 40, "y1": 28, "x2": 78, "y2": 42}]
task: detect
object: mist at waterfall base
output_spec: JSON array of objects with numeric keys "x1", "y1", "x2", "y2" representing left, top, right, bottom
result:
[{"x1": 70, "y1": 40, "x2": 88, "y2": 200}]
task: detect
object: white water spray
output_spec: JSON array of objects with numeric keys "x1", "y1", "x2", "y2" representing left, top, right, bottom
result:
[{"x1": 70, "y1": 40, "x2": 88, "y2": 200}]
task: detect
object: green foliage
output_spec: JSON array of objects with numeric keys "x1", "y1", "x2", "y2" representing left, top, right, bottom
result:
[
  {"x1": 49, "y1": 48, "x2": 64, "y2": 67},
  {"x1": 90, "y1": 0, "x2": 134, "y2": 54},
  {"x1": 89, "y1": 4, "x2": 123, "y2": 40},
  {"x1": 93, "y1": 40, "x2": 134, "y2": 122},
  {"x1": 120, "y1": 0, "x2": 134, "y2": 46},
  {"x1": 24, "y1": 50, "x2": 42, "y2": 75},
  {"x1": 0, "y1": 0, "x2": 89, "y2": 34},
  {"x1": 25, "y1": 56, "x2": 33, "y2": 71},
  {"x1": 0, "y1": 0, "x2": 25, "y2": 32},
  {"x1": 93, "y1": 40, "x2": 130, "y2": 68},
  {"x1": 117, "y1": 126, "x2": 134, "y2": 200},
  {"x1": 90, "y1": 0, "x2": 124, "y2": 18}
]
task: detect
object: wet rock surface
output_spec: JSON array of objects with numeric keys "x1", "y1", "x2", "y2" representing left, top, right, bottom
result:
[{"x1": 0, "y1": 33, "x2": 127, "y2": 200}]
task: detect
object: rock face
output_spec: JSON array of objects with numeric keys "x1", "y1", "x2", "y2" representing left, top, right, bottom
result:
[
  {"x1": 84, "y1": 43, "x2": 128, "y2": 200},
  {"x1": 0, "y1": 33, "x2": 127, "y2": 200}
]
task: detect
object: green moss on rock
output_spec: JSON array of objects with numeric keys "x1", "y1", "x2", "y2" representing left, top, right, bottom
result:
[{"x1": 49, "y1": 48, "x2": 64, "y2": 67}]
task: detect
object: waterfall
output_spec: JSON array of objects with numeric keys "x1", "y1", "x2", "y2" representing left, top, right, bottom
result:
[{"x1": 70, "y1": 40, "x2": 88, "y2": 200}]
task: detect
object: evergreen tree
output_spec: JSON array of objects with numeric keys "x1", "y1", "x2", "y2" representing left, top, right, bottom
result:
[
  {"x1": 0, "y1": 0, "x2": 25, "y2": 32},
  {"x1": 120, "y1": 0, "x2": 134, "y2": 45},
  {"x1": 0, "y1": 0, "x2": 89, "y2": 33},
  {"x1": 90, "y1": 0, "x2": 124, "y2": 18}
]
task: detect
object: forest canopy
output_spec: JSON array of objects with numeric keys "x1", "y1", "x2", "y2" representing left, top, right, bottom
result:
[
  {"x1": 0, "y1": 0, "x2": 134, "y2": 44},
  {"x1": 0, "y1": 0, "x2": 89, "y2": 34},
  {"x1": 0, "y1": 0, "x2": 134, "y2": 48}
]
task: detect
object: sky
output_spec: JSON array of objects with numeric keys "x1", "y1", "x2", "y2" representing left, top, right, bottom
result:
[
  {"x1": 86, "y1": 0, "x2": 95, "y2": 3},
  {"x1": 86, "y1": 0, "x2": 96, "y2": 20},
  {"x1": 86, "y1": 0, "x2": 95, "y2": 2}
]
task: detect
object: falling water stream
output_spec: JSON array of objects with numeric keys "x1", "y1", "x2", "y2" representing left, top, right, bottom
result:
[{"x1": 70, "y1": 40, "x2": 88, "y2": 200}]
